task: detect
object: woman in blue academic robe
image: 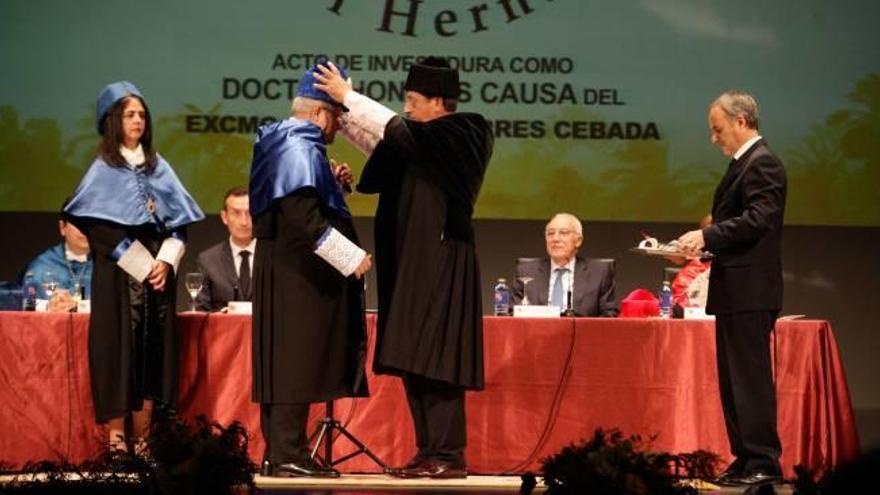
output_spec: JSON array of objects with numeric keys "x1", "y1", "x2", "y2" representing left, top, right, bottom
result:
[{"x1": 64, "y1": 81, "x2": 204, "y2": 452}]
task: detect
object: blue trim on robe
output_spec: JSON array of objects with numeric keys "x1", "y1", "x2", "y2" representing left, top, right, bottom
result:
[
  {"x1": 64, "y1": 155, "x2": 204, "y2": 231},
  {"x1": 248, "y1": 119, "x2": 350, "y2": 218},
  {"x1": 111, "y1": 238, "x2": 133, "y2": 261}
]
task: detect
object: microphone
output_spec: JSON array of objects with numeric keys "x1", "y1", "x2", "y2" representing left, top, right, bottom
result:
[{"x1": 562, "y1": 289, "x2": 576, "y2": 317}]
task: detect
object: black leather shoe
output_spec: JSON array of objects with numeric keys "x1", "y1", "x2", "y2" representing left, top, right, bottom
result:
[
  {"x1": 713, "y1": 468, "x2": 741, "y2": 485},
  {"x1": 394, "y1": 460, "x2": 467, "y2": 479},
  {"x1": 717, "y1": 470, "x2": 782, "y2": 486},
  {"x1": 385, "y1": 456, "x2": 424, "y2": 476},
  {"x1": 712, "y1": 458, "x2": 745, "y2": 485},
  {"x1": 273, "y1": 458, "x2": 341, "y2": 478}
]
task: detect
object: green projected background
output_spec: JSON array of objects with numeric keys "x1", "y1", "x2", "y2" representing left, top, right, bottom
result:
[{"x1": 1, "y1": 0, "x2": 878, "y2": 225}]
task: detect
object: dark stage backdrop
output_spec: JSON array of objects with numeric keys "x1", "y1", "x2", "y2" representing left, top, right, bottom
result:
[{"x1": 1, "y1": 212, "x2": 878, "y2": 452}]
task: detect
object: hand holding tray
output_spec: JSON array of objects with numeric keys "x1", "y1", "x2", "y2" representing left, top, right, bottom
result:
[{"x1": 629, "y1": 237, "x2": 713, "y2": 260}]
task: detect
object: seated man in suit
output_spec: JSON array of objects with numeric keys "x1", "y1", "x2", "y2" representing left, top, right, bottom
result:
[
  {"x1": 511, "y1": 212, "x2": 618, "y2": 317},
  {"x1": 195, "y1": 186, "x2": 255, "y2": 311}
]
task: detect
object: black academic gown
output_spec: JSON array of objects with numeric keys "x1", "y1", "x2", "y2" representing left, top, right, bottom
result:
[
  {"x1": 357, "y1": 113, "x2": 494, "y2": 390},
  {"x1": 79, "y1": 222, "x2": 179, "y2": 423},
  {"x1": 65, "y1": 157, "x2": 203, "y2": 424},
  {"x1": 251, "y1": 189, "x2": 368, "y2": 404}
]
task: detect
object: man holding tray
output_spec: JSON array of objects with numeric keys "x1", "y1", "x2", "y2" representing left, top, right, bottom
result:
[{"x1": 677, "y1": 90, "x2": 786, "y2": 487}]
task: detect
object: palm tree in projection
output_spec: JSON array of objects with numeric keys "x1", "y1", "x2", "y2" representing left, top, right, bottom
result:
[
  {"x1": 599, "y1": 135, "x2": 719, "y2": 223},
  {"x1": 599, "y1": 139, "x2": 671, "y2": 221},
  {"x1": 0, "y1": 106, "x2": 83, "y2": 211},
  {"x1": 836, "y1": 73, "x2": 880, "y2": 225},
  {"x1": 786, "y1": 114, "x2": 848, "y2": 225},
  {"x1": 64, "y1": 105, "x2": 103, "y2": 172},
  {"x1": 478, "y1": 134, "x2": 605, "y2": 219},
  {"x1": 788, "y1": 72, "x2": 880, "y2": 226},
  {"x1": 476, "y1": 106, "x2": 611, "y2": 220},
  {"x1": 477, "y1": 104, "x2": 721, "y2": 222},
  {"x1": 155, "y1": 102, "x2": 255, "y2": 213}
]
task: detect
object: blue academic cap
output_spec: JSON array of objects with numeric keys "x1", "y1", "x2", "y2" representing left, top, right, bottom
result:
[
  {"x1": 298, "y1": 63, "x2": 348, "y2": 109},
  {"x1": 96, "y1": 81, "x2": 143, "y2": 134}
]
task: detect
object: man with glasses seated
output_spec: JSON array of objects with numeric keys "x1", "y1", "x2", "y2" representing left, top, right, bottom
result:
[{"x1": 511, "y1": 212, "x2": 618, "y2": 317}]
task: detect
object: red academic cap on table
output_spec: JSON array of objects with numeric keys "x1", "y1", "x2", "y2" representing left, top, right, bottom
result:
[{"x1": 619, "y1": 289, "x2": 660, "y2": 318}]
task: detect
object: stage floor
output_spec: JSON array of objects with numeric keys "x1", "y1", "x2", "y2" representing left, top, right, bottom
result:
[
  {"x1": 250, "y1": 474, "x2": 793, "y2": 493},
  {"x1": 255, "y1": 473, "x2": 535, "y2": 492},
  {"x1": 1, "y1": 473, "x2": 798, "y2": 493}
]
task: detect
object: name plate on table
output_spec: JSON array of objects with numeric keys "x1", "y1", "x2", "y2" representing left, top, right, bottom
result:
[
  {"x1": 683, "y1": 307, "x2": 714, "y2": 320},
  {"x1": 76, "y1": 300, "x2": 91, "y2": 314},
  {"x1": 513, "y1": 305, "x2": 561, "y2": 318},
  {"x1": 227, "y1": 301, "x2": 252, "y2": 314}
]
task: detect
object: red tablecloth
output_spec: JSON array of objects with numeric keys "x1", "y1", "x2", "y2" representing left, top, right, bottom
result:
[{"x1": 0, "y1": 312, "x2": 861, "y2": 477}]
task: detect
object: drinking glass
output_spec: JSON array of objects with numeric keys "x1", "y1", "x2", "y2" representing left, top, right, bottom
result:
[
  {"x1": 184, "y1": 273, "x2": 204, "y2": 312},
  {"x1": 518, "y1": 276, "x2": 534, "y2": 305}
]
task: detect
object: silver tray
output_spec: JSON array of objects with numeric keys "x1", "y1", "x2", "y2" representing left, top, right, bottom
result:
[{"x1": 629, "y1": 247, "x2": 713, "y2": 259}]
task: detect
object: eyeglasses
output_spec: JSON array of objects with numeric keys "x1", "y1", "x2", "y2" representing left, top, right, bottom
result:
[{"x1": 545, "y1": 229, "x2": 576, "y2": 238}]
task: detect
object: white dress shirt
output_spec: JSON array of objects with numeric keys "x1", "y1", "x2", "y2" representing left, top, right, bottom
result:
[{"x1": 734, "y1": 135, "x2": 763, "y2": 160}]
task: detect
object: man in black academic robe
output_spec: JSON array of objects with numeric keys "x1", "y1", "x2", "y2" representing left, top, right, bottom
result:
[
  {"x1": 315, "y1": 57, "x2": 494, "y2": 478},
  {"x1": 678, "y1": 90, "x2": 786, "y2": 487},
  {"x1": 249, "y1": 66, "x2": 372, "y2": 478}
]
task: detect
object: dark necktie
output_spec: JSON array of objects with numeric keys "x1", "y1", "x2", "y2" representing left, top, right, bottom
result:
[{"x1": 239, "y1": 250, "x2": 251, "y2": 300}]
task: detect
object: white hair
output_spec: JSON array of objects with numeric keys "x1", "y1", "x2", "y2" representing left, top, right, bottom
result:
[
  {"x1": 547, "y1": 212, "x2": 583, "y2": 237},
  {"x1": 290, "y1": 96, "x2": 339, "y2": 118},
  {"x1": 712, "y1": 90, "x2": 760, "y2": 130}
]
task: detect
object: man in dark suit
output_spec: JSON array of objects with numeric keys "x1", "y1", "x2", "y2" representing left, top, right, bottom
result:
[
  {"x1": 511, "y1": 212, "x2": 617, "y2": 317},
  {"x1": 195, "y1": 186, "x2": 255, "y2": 311},
  {"x1": 678, "y1": 90, "x2": 786, "y2": 486}
]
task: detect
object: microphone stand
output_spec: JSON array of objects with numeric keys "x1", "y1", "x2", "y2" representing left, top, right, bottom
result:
[
  {"x1": 307, "y1": 290, "x2": 388, "y2": 472},
  {"x1": 562, "y1": 290, "x2": 577, "y2": 317}
]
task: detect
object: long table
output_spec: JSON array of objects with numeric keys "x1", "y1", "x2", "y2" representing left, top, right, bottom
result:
[{"x1": 0, "y1": 312, "x2": 860, "y2": 477}]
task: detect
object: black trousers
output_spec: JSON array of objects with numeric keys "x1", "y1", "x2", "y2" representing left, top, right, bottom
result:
[
  {"x1": 260, "y1": 403, "x2": 310, "y2": 463},
  {"x1": 715, "y1": 311, "x2": 782, "y2": 473},
  {"x1": 403, "y1": 374, "x2": 466, "y2": 466}
]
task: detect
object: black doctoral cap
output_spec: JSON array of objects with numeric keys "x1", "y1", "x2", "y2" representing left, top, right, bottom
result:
[{"x1": 404, "y1": 56, "x2": 461, "y2": 99}]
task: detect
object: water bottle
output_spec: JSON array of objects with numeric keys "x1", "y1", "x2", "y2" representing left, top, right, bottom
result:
[
  {"x1": 659, "y1": 280, "x2": 672, "y2": 318},
  {"x1": 493, "y1": 278, "x2": 510, "y2": 316},
  {"x1": 22, "y1": 272, "x2": 38, "y2": 311}
]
